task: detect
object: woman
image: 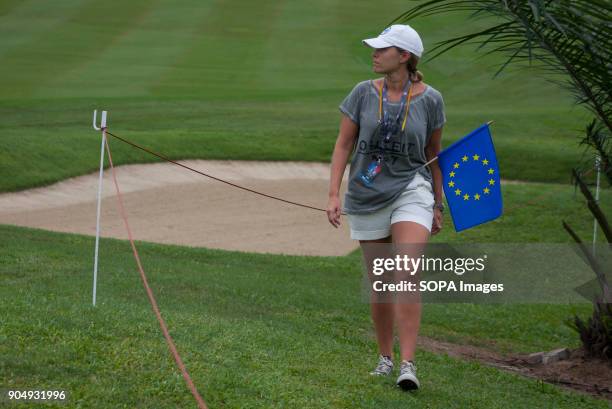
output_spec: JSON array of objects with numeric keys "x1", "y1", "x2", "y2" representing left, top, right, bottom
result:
[{"x1": 326, "y1": 24, "x2": 446, "y2": 391}]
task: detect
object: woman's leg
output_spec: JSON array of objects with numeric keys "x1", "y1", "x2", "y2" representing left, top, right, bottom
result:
[
  {"x1": 390, "y1": 221, "x2": 430, "y2": 362},
  {"x1": 359, "y1": 236, "x2": 394, "y2": 357}
]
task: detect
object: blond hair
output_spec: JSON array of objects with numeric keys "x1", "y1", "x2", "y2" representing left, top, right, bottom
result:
[
  {"x1": 395, "y1": 47, "x2": 424, "y2": 82},
  {"x1": 406, "y1": 53, "x2": 423, "y2": 82}
]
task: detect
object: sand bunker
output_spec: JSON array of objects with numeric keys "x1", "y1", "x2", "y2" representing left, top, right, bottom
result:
[{"x1": 0, "y1": 161, "x2": 357, "y2": 256}]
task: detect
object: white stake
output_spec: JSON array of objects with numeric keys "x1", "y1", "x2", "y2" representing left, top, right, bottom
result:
[
  {"x1": 593, "y1": 154, "x2": 601, "y2": 256},
  {"x1": 92, "y1": 110, "x2": 108, "y2": 306}
]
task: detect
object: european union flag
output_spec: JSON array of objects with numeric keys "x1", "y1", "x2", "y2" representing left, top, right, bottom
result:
[{"x1": 438, "y1": 123, "x2": 503, "y2": 232}]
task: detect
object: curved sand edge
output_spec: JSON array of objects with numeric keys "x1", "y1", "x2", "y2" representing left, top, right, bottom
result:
[{"x1": 0, "y1": 161, "x2": 356, "y2": 256}]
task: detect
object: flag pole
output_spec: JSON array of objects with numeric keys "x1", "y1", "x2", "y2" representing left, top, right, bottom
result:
[{"x1": 92, "y1": 110, "x2": 108, "y2": 307}]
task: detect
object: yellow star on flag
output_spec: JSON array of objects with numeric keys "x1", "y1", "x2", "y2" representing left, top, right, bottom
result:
[
  {"x1": 482, "y1": 159, "x2": 489, "y2": 165},
  {"x1": 483, "y1": 187, "x2": 490, "y2": 194},
  {"x1": 474, "y1": 193, "x2": 480, "y2": 200},
  {"x1": 472, "y1": 154, "x2": 479, "y2": 161},
  {"x1": 488, "y1": 168, "x2": 495, "y2": 174},
  {"x1": 455, "y1": 189, "x2": 461, "y2": 195},
  {"x1": 463, "y1": 193, "x2": 470, "y2": 200},
  {"x1": 453, "y1": 162, "x2": 460, "y2": 169},
  {"x1": 449, "y1": 171, "x2": 455, "y2": 177},
  {"x1": 448, "y1": 181, "x2": 455, "y2": 187},
  {"x1": 462, "y1": 155, "x2": 468, "y2": 162},
  {"x1": 489, "y1": 178, "x2": 495, "y2": 186}
]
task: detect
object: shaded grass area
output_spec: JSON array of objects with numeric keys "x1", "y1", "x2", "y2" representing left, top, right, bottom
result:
[{"x1": 1, "y1": 224, "x2": 608, "y2": 408}]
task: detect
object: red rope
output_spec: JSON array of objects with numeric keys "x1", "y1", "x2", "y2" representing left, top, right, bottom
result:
[
  {"x1": 104, "y1": 130, "x2": 345, "y2": 215},
  {"x1": 103, "y1": 128, "x2": 582, "y2": 229},
  {"x1": 103, "y1": 131, "x2": 208, "y2": 409}
]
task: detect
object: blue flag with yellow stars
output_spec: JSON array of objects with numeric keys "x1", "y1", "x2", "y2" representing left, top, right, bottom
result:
[{"x1": 438, "y1": 123, "x2": 503, "y2": 232}]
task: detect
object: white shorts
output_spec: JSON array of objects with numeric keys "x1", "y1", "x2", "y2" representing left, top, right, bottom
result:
[{"x1": 347, "y1": 173, "x2": 435, "y2": 240}]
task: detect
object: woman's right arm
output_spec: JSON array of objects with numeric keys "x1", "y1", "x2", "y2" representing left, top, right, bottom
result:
[{"x1": 327, "y1": 115, "x2": 359, "y2": 228}]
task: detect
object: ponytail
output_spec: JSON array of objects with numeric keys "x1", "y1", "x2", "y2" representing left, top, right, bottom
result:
[
  {"x1": 406, "y1": 54, "x2": 423, "y2": 83},
  {"x1": 395, "y1": 47, "x2": 424, "y2": 82}
]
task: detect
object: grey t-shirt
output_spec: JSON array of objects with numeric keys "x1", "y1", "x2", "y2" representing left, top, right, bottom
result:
[{"x1": 339, "y1": 79, "x2": 446, "y2": 214}]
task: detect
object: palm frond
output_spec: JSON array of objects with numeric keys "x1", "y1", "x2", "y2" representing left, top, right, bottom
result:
[{"x1": 394, "y1": 0, "x2": 612, "y2": 135}]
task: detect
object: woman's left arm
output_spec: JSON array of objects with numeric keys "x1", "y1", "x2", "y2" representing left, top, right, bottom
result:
[{"x1": 426, "y1": 128, "x2": 444, "y2": 234}]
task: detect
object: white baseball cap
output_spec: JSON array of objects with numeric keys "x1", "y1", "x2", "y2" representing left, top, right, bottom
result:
[{"x1": 362, "y1": 24, "x2": 424, "y2": 58}]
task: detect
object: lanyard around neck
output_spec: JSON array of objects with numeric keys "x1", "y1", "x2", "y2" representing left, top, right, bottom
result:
[{"x1": 378, "y1": 78, "x2": 413, "y2": 132}]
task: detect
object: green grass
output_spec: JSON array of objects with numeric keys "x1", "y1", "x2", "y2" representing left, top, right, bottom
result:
[
  {"x1": 427, "y1": 180, "x2": 611, "y2": 243},
  {"x1": 0, "y1": 0, "x2": 604, "y2": 192},
  {"x1": 2, "y1": 1, "x2": 610, "y2": 406},
  {"x1": 1, "y1": 224, "x2": 609, "y2": 408}
]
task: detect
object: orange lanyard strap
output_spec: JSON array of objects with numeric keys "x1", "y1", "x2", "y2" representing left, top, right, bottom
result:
[
  {"x1": 378, "y1": 82, "x2": 383, "y2": 121},
  {"x1": 378, "y1": 80, "x2": 414, "y2": 131},
  {"x1": 401, "y1": 84, "x2": 413, "y2": 131}
]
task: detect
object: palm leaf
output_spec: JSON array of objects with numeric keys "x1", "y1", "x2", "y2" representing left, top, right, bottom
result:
[
  {"x1": 393, "y1": 0, "x2": 611, "y2": 134},
  {"x1": 392, "y1": 0, "x2": 612, "y2": 183}
]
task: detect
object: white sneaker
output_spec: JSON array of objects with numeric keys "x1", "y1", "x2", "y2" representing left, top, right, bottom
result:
[
  {"x1": 369, "y1": 354, "x2": 394, "y2": 376},
  {"x1": 396, "y1": 360, "x2": 420, "y2": 390}
]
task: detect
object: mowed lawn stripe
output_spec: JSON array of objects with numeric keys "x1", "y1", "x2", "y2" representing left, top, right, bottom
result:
[
  {"x1": 0, "y1": 1, "x2": 601, "y2": 190},
  {"x1": 0, "y1": 0, "x2": 153, "y2": 99},
  {"x1": 152, "y1": 0, "x2": 290, "y2": 98},
  {"x1": 0, "y1": 0, "x2": 94, "y2": 59},
  {"x1": 34, "y1": 0, "x2": 217, "y2": 99}
]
